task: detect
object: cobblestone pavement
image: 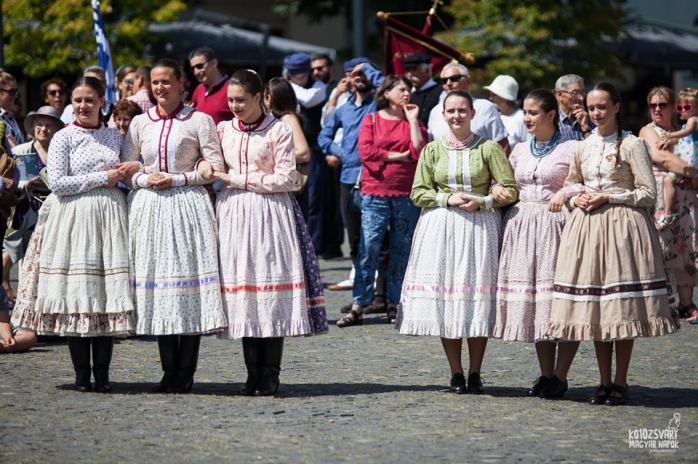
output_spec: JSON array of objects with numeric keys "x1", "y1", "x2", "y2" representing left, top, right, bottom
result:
[{"x1": 2, "y1": 253, "x2": 696, "y2": 463}]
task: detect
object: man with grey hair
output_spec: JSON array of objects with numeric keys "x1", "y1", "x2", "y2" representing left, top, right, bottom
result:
[
  {"x1": 427, "y1": 62, "x2": 510, "y2": 155},
  {"x1": 555, "y1": 74, "x2": 592, "y2": 140},
  {"x1": 61, "y1": 65, "x2": 110, "y2": 123}
]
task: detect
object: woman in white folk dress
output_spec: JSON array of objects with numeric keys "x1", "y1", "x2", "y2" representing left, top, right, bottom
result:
[
  {"x1": 11, "y1": 77, "x2": 136, "y2": 393},
  {"x1": 122, "y1": 59, "x2": 227, "y2": 394},
  {"x1": 397, "y1": 90, "x2": 518, "y2": 394}
]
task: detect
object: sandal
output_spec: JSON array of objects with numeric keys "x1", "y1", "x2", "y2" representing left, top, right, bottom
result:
[
  {"x1": 656, "y1": 213, "x2": 678, "y2": 230},
  {"x1": 337, "y1": 309, "x2": 363, "y2": 328},
  {"x1": 386, "y1": 306, "x2": 398, "y2": 324}
]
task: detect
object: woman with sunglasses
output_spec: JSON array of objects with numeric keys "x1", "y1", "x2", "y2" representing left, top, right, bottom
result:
[
  {"x1": 639, "y1": 87, "x2": 698, "y2": 322},
  {"x1": 656, "y1": 90, "x2": 698, "y2": 232}
]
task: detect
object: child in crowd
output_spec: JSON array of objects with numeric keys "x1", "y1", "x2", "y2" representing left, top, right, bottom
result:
[
  {"x1": 656, "y1": 88, "x2": 698, "y2": 228},
  {"x1": 0, "y1": 289, "x2": 36, "y2": 353}
]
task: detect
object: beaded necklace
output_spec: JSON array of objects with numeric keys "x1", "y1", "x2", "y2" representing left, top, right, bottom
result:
[
  {"x1": 446, "y1": 131, "x2": 475, "y2": 150},
  {"x1": 530, "y1": 130, "x2": 561, "y2": 158}
]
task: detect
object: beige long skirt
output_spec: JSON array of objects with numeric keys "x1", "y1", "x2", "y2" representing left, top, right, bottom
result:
[{"x1": 545, "y1": 203, "x2": 677, "y2": 341}]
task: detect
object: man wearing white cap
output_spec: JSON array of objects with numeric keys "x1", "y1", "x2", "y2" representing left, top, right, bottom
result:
[{"x1": 484, "y1": 75, "x2": 531, "y2": 149}]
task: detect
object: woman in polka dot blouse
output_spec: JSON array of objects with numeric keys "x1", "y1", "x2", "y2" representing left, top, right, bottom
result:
[{"x1": 11, "y1": 76, "x2": 137, "y2": 393}]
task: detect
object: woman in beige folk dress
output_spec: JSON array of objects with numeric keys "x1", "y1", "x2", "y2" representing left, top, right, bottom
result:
[{"x1": 544, "y1": 83, "x2": 676, "y2": 405}]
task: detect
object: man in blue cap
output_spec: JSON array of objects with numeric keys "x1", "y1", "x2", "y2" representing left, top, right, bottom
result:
[{"x1": 284, "y1": 53, "x2": 328, "y2": 256}]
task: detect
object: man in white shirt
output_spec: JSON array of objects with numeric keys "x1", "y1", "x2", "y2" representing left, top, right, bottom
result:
[{"x1": 427, "y1": 63, "x2": 510, "y2": 155}]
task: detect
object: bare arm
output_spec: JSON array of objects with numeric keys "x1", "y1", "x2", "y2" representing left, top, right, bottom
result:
[
  {"x1": 281, "y1": 114, "x2": 310, "y2": 164},
  {"x1": 639, "y1": 125, "x2": 698, "y2": 177},
  {"x1": 665, "y1": 117, "x2": 698, "y2": 141}
]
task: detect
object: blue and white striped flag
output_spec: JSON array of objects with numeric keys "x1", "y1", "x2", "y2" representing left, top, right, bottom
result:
[{"x1": 91, "y1": 0, "x2": 117, "y2": 105}]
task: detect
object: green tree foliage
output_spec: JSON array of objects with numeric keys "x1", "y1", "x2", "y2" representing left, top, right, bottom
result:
[
  {"x1": 442, "y1": 0, "x2": 627, "y2": 92},
  {"x1": 4, "y1": 0, "x2": 186, "y2": 78}
]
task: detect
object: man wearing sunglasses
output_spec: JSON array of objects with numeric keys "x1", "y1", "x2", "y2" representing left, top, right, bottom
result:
[
  {"x1": 40, "y1": 78, "x2": 68, "y2": 113},
  {"x1": 401, "y1": 53, "x2": 442, "y2": 128},
  {"x1": 427, "y1": 63, "x2": 510, "y2": 155},
  {"x1": 0, "y1": 69, "x2": 25, "y2": 152},
  {"x1": 554, "y1": 74, "x2": 593, "y2": 140},
  {"x1": 188, "y1": 47, "x2": 233, "y2": 125}
]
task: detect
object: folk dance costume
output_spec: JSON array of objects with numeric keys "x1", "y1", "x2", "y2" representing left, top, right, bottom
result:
[
  {"x1": 545, "y1": 132, "x2": 677, "y2": 340},
  {"x1": 122, "y1": 104, "x2": 228, "y2": 393},
  {"x1": 216, "y1": 113, "x2": 327, "y2": 395},
  {"x1": 11, "y1": 122, "x2": 136, "y2": 392},
  {"x1": 493, "y1": 135, "x2": 577, "y2": 342},
  {"x1": 397, "y1": 135, "x2": 518, "y2": 338}
]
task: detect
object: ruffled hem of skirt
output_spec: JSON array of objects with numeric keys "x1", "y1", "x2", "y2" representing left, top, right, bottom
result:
[
  {"x1": 11, "y1": 307, "x2": 136, "y2": 336},
  {"x1": 544, "y1": 318, "x2": 678, "y2": 341},
  {"x1": 492, "y1": 324, "x2": 551, "y2": 343},
  {"x1": 136, "y1": 315, "x2": 228, "y2": 336},
  {"x1": 217, "y1": 320, "x2": 313, "y2": 339},
  {"x1": 396, "y1": 320, "x2": 493, "y2": 339},
  {"x1": 32, "y1": 294, "x2": 134, "y2": 315}
]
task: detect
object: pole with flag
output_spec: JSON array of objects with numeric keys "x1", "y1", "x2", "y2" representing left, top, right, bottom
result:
[{"x1": 91, "y1": 0, "x2": 117, "y2": 107}]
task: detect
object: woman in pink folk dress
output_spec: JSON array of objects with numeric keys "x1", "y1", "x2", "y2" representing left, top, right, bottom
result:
[
  {"x1": 208, "y1": 70, "x2": 327, "y2": 397},
  {"x1": 11, "y1": 77, "x2": 136, "y2": 393},
  {"x1": 493, "y1": 89, "x2": 578, "y2": 399},
  {"x1": 122, "y1": 59, "x2": 227, "y2": 394}
]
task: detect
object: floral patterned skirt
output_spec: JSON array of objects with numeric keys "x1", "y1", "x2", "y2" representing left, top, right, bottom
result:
[
  {"x1": 653, "y1": 168, "x2": 698, "y2": 288},
  {"x1": 11, "y1": 189, "x2": 136, "y2": 336}
]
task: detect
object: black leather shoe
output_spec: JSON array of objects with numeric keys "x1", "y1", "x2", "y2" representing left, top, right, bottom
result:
[
  {"x1": 253, "y1": 338, "x2": 284, "y2": 396},
  {"x1": 528, "y1": 376, "x2": 551, "y2": 397},
  {"x1": 74, "y1": 369, "x2": 92, "y2": 393},
  {"x1": 538, "y1": 375, "x2": 568, "y2": 399},
  {"x1": 467, "y1": 373, "x2": 484, "y2": 395},
  {"x1": 240, "y1": 338, "x2": 262, "y2": 396},
  {"x1": 449, "y1": 373, "x2": 467, "y2": 394},
  {"x1": 92, "y1": 337, "x2": 114, "y2": 394},
  {"x1": 589, "y1": 384, "x2": 613, "y2": 405},
  {"x1": 604, "y1": 384, "x2": 629, "y2": 406}
]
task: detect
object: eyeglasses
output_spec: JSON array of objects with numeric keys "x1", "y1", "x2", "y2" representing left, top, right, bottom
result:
[
  {"x1": 0, "y1": 88, "x2": 19, "y2": 97},
  {"x1": 676, "y1": 103, "x2": 696, "y2": 112},
  {"x1": 439, "y1": 75, "x2": 465, "y2": 86},
  {"x1": 561, "y1": 89, "x2": 585, "y2": 97},
  {"x1": 649, "y1": 102, "x2": 669, "y2": 110},
  {"x1": 47, "y1": 89, "x2": 65, "y2": 96},
  {"x1": 191, "y1": 59, "x2": 211, "y2": 71},
  {"x1": 124, "y1": 79, "x2": 134, "y2": 86}
]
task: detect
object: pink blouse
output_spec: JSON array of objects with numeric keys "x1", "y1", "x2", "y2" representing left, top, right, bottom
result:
[
  {"x1": 217, "y1": 114, "x2": 296, "y2": 193},
  {"x1": 509, "y1": 138, "x2": 578, "y2": 202}
]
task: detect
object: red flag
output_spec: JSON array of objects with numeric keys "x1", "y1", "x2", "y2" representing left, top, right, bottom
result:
[{"x1": 381, "y1": 14, "x2": 474, "y2": 76}]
